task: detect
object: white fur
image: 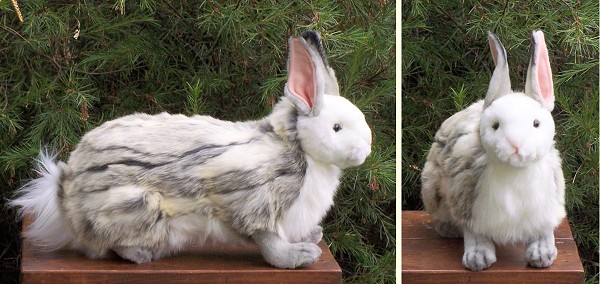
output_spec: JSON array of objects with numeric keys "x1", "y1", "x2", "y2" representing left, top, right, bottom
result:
[
  {"x1": 274, "y1": 94, "x2": 370, "y2": 243},
  {"x1": 297, "y1": 95, "x2": 372, "y2": 170},
  {"x1": 470, "y1": 153, "x2": 565, "y2": 243},
  {"x1": 473, "y1": 92, "x2": 564, "y2": 242},
  {"x1": 276, "y1": 156, "x2": 341, "y2": 243},
  {"x1": 469, "y1": 31, "x2": 564, "y2": 245},
  {"x1": 480, "y1": 94, "x2": 555, "y2": 168},
  {"x1": 9, "y1": 152, "x2": 73, "y2": 251},
  {"x1": 163, "y1": 214, "x2": 246, "y2": 256}
]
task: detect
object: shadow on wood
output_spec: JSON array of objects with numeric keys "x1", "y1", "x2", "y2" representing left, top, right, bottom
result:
[{"x1": 402, "y1": 211, "x2": 584, "y2": 284}]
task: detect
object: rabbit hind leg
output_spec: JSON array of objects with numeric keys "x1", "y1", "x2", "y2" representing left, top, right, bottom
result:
[
  {"x1": 428, "y1": 196, "x2": 463, "y2": 238},
  {"x1": 422, "y1": 164, "x2": 462, "y2": 238},
  {"x1": 113, "y1": 246, "x2": 154, "y2": 264},
  {"x1": 434, "y1": 221, "x2": 463, "y2": 238}
]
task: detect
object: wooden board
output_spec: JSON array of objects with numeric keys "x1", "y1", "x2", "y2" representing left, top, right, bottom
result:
[
  {"x1": 21, "y1": 219, "x2": 342, "y2": 284},
  {"x1": 402, "y1": 211, "x2": 584, "y2": 284}
]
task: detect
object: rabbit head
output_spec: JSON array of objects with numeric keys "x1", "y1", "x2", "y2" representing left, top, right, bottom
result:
[
  {"x1": 480, "y1": 31, "x2": 556, "y2": 168},
  {"x1": 284, "y1": 31, "x2": 372, "y2": 169}
]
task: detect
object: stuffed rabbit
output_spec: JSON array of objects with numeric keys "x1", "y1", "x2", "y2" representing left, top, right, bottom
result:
[
  {"x1": 10, "y1": 30, "x2": 372, "y2": 269},
  {"x1": 421, "y1": 31, "x2": 565, "y2": 271}
]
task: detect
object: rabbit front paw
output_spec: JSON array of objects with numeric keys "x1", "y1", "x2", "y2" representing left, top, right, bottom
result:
[
  {"x1": 462, "y1": 246, "x2": 497, "y2": 271},
  {"x1": 462, "y1": 231, "x2": 496, "y2": 271},
  {"x1": 253, "y1": 231, "x2": 322, "y2": 269},
  {"x1": 289, "y1": 242, "x2": 322, "y2": 266},
  {"x1": 526, "y1": 233, "x2": 557, "y2": 268},
  {"x1": 263, "y1": 242, "x2": 322, "y2": 269}
]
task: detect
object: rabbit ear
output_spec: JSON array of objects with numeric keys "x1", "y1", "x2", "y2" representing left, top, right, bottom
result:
[
  {"x1": 484, "y1": 31, "x2": 512, "y2": 109},
  {"x1": 285, "y1": 31, "x2": 339, "y2": 116},
  {"x1": 525, "y1": 30, "x2": 555, "y2": 111}
]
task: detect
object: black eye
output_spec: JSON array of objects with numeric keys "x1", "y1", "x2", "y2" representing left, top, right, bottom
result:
[
  {"x1": 533, "y1": 119, "x2": 540, "y2": 128},
  {"x1": 333, "y1": 123, "x2": 342, "y2": 132},
  {"x1": 492, "y1": 122, "x2": 499, "y2": 131}
]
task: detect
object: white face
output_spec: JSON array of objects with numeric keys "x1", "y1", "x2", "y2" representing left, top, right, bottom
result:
[
  {"x1": 297, "y1": 95, "x2": 372, "y2": 169},
  {"x1": 480, "y1": 94, "x2": 555, "y2": 167}
]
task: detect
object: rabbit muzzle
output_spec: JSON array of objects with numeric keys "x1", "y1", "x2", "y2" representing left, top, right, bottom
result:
[{"x1": 339, "y1": 139, "x2": 371, "y2": 169}]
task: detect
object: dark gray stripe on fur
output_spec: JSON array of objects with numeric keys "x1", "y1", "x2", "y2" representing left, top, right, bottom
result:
[
  {"x1": 179, "y1": 140, "x2": 255, "y2": 158},
  {"x1": 438, "y1": 132, "x2": 468, "y2": 157},
  {"x1": 259, "y1": 121, "x2": 274, "y2": 134},
  {"x1": 84, "y1": 159, "x2": 171, "y2": 173},
  {"x1": 434, "y1": 187, "x2": 443, "y2": 205},
  {"x1": 529, "y1": 32, "x2": 537, "y2": 67},
  {"x1": 449, "y1": 152, "x2": 486, "y2": 223},
  {"x1": 302, "y1": 31, "x2": 329, "y2": 68},
  {"x1": 80, "y1": 140, "x2": 255, "y2": 176},
  {"x1": 92, "y1": 145, "x2": 180, "y2": 159}
]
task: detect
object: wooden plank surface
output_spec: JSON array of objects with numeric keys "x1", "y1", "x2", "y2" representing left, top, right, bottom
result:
[
  {"x1": 21, "y1": 219, "x2": 342, "y2": 284},
  {"x1": 402, "y1": 211, "x2": 584, "y2": 284}
]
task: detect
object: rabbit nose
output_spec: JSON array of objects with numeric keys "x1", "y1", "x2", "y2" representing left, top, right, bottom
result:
[{"x1": 508, "y1": 139, "x2": 522, "y2": 154}]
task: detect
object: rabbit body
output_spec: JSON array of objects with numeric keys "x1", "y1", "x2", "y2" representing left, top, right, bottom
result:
[
  {"x1": 422, "y1": 99, "x2": 565, "y2": 242},
  {"x1": 11, "y1": 31, "x2": 372, "y2": 269},
  {"x1": 60, "y1": 96, "x2": 345, "y2": 261},
  {"x1": 421, "y1": 31, "x2": 565, "y2": 271}
]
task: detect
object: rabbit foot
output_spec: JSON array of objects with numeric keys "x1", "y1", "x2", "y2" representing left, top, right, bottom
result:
[
  {"x1": 526, "y1": 233, "x2": 557, "y2": 268},
  {"x1": 463, "y1": 247, "x2": 496, "y2": 271},
  {"x1": 462, "y1": 230, "x2": 496, "y2": 271},
  {"x1": 113, "y1": 246, "x2": 153, "y2": 264},
  {"x1": 434, "y1": 221, "x2": 463, "y2": 238},
  {"x1": 301, "y1": 225, "x2": 323, "y2": 244},
  {"x1": 253, "y1": 231, "x2": 322, "y2": 269}
]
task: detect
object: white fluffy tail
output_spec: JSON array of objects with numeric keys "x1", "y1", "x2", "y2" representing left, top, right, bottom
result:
[{"x1": 9, "y1": 151, "x2": 72, "y2": 251}]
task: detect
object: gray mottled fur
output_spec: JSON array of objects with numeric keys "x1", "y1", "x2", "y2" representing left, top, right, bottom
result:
[
  {"x1": 58, "y1": 98, "x2": 307, "y2": 258},
  {"x1": 421, "y1": 100, "x2": 486, "y2": 230}
]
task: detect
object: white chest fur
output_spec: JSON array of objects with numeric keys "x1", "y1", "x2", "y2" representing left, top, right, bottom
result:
[
  {"x1": 276, "y1": 156, "x2": 341, "y2": 243},
  {"x1": 470, "y1": 157, "x2": 565, "y2": 244}
]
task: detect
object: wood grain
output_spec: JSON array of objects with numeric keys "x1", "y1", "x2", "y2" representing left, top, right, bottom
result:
[{"x1": 402, "y1": 211, "x2": 584, "y2": 284}]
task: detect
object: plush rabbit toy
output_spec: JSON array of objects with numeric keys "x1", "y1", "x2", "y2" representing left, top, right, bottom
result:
[
  {"x1": 10, "y1": 30, "x2": 372, "y2": 269},
  {"x1": 421, "y1": 31, "x2": 565, "y2": 271}
]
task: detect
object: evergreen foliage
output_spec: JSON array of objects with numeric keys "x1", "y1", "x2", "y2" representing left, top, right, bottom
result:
[
  {"x1": 402, "y1": 1, "x2": 598, "y2": 282},
  {"x1": 0, "y1": 1, "x2": 395, "y2": 282}
]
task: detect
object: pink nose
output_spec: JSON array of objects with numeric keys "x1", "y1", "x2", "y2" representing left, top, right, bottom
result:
[{"x1": 508, "y1": 140, "x2": 521, "y2": 155}]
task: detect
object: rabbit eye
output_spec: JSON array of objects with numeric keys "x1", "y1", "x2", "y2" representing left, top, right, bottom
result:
[
  {"x1": 333, "y1": 123, "x2": 342, "y2": 132},
  {"x1": 492, "y1": 122, "x2": 500, "y2": 131},
  {"x1": 533, "y1": 119, "x2": 540, "y2": 128}
]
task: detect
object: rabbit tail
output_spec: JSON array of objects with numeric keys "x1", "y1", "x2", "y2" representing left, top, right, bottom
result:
[{"x1": 9, "y1": 151, "x2": 72, "y2": 251}]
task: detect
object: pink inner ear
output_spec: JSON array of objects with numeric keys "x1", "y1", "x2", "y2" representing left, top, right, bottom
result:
[
  {"x1": 288, "y1": 38, "x2": 316, "y2": 109},
  {"x1": 534, "y1": 33, "x2": 554, "y2": 105}
]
